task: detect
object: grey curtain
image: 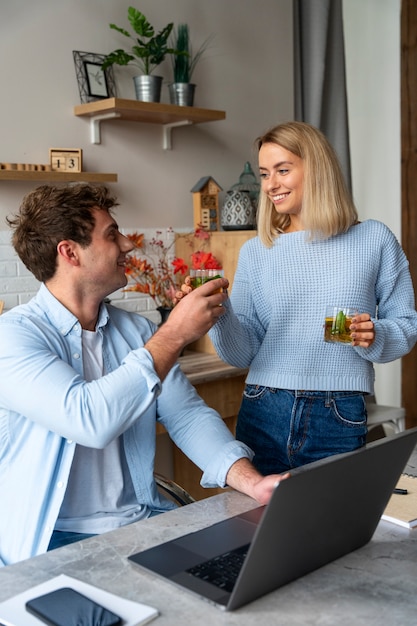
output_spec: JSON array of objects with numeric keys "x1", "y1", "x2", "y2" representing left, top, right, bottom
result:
[{"x1": 294, "y1": 0, "x2": 352, "y2": 190}]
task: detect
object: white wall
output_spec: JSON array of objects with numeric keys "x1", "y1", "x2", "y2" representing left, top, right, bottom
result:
[
  {"x1": 343, "y1": 0, "x2": 402, "y2": 405},
  {"x1": 0, "y1": 0, "x2": 293, "y2": 228}
]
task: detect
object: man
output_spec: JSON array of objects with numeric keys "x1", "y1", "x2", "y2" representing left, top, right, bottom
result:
[{"x1": 0, "y1": 184, "x2": 287, "y2": 567}]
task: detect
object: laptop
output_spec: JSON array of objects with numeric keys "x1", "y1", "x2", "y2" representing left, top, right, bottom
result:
[{"x1": 129, "y1": 427, "x2": 417, "y2": 611}]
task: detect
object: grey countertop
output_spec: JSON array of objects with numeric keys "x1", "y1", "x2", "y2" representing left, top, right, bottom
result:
[{"x1": 1, "y1": 448, "x2": 417, "y2": 625}]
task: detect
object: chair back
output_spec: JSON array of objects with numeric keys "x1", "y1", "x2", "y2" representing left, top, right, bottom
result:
[{"x1": 366, "y1": 395, "x2": 405, "y2": 437}]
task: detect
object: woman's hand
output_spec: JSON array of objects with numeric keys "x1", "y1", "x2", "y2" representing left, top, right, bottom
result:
[
  {"x1": 172, "y1": 275, "x2": 194, "y2": 305},
  {"x1": 350, "y1": 313, "x2": 375, "y2": 348}
]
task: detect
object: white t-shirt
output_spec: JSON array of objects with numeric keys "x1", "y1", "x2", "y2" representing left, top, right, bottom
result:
[{"x1": 56, "y1": 329, "x2": 147, "y2": 533}]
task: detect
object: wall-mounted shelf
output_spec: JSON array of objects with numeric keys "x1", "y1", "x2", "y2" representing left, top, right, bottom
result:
[
  {"x1": 0, "y1": 171, "x2": 117, "y2": 182},
  {"x1": 74, "y1": 98, "x2": 226, "y2": 149}
]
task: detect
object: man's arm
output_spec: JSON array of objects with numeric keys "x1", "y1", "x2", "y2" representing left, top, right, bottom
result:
[
  {"x1": 226, "y1": 458, "x2": 290, "y2": 506},
  {"x1": 145, "y1": 276, "x2": 229, "y2": 381}
]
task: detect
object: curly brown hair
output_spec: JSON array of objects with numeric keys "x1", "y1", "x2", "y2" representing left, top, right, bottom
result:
[{"x1": 7, "y1": 184, "x2": 119, "y2": 282}]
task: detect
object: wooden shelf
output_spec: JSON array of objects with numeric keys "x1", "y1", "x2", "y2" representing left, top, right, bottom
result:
[
  {"x1": 74, "y1": 97, "x2": 226, "y2": 124},
  {"x1": 0, "y1": 171, "x2": 117, "y2": 182},
  {"x1": 74, "y1": 97, "x2": 226, "y2": 148}
]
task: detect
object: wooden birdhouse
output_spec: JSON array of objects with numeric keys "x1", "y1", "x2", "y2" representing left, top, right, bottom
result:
[{"x1": 190, "y1": 176, "x2": 222, "y2": 231}]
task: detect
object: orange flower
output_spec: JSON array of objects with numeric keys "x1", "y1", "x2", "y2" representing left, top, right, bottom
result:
[
  {"x1": 172, "y1": 257, "x2": 189, "y2": 275},
  {"x1": 126, "y1": 233, "x2": 145, "y2": 248},
  {"x1": 190, "y1": 251, "x2": 222, "y2": 270},
  {"x1": 124, "y1": 227, "x2": 221, "y2": 307}
]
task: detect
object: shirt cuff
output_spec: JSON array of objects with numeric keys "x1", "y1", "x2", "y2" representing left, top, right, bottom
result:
[{"x1": 200, "y1": 441, "x2": 254, "y2": 488}]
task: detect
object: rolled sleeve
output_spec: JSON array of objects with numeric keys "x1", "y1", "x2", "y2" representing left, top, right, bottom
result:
[
  {"x1": 133, "y1": 347, "x2": 162, "y2": 396},
  {"x1": 200, "y1": 440, "x2": 254, "y2": 488}
]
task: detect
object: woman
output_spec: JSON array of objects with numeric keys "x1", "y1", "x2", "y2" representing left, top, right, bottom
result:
[{"x1": 208, "y1": 121, "x2": 417, "y2": 475}]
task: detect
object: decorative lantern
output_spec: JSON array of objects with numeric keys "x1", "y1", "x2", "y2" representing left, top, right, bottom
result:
[{"x1": 221, "y1": 162, "x2": 260, "y2": 230}]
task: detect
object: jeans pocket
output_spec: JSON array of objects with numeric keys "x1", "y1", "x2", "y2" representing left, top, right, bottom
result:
[
  {"x1": 242, "y1": 384, "x2": 270, "y2": 401},
  {"x1": 331, "y1": 394, "x2": 367, "y2": 427}
]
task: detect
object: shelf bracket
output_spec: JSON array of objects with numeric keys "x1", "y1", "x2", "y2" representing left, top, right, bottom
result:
[
  {"x1": 162, "y1": 120, "x2": 193, "y2": 150},
  {"x1": 89, "y1": 112, "x2": 122, "y2": 144}
]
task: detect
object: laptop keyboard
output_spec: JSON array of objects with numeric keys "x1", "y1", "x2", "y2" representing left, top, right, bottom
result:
[{"x1": 186, "y1": 544, "x2": 250, "y2": 593}]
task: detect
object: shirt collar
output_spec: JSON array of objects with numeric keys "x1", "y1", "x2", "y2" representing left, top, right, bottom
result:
[{"x1": 36, "y1": 283, "x2": 110, "y2": 335}]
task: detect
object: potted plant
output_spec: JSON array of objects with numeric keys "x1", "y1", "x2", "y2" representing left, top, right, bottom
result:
[
  {"x1": 169, "y1": 24, "x2": 213, "y2": 107},
  {"x1": 102, "y1": 6, "x2": 181, "y2": 102},
  {"x1": 123, "y1": 227, "x2": 221, "y2": 322}
]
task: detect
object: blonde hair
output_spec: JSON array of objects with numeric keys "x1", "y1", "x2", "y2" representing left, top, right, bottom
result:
[{"x1": 255, "y1": 121, "x2": 358, "y2": 247}]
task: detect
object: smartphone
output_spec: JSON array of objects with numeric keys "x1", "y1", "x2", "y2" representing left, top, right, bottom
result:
[{"x1": 25, "y1": 587, "x2": 122, "y2": 626}]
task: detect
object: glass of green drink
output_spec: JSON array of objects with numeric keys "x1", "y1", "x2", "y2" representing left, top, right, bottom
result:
[
  {"x1": 189, "y1": 269, "x2": 224, "y2": 291},
  {"x1": 324, "y1": 307, "x2": 357, "y2": 344}
]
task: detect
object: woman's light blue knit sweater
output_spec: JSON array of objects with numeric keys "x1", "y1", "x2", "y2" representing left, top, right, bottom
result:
[{"x1": 209, "y1": 220, "x2": 417, "y2": 394}]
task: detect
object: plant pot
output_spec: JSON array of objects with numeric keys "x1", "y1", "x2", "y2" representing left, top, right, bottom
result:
[
  {"x1": 168, "y1": 83, "x2": 196, "y2": 107},
  {"x1": 133, "y1": 75, "x2": 163, "y2": 102},
  {"x1": 157, "y1": 306, "x2": 172, "y2": 326}
]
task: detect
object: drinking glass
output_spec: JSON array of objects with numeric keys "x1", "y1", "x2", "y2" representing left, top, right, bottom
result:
[
  {"x1": 324, "y1": 307, "x2": 357, "y2": 344},
  {"x1": 189, "y1": 269, "x2": 224, "y2": 290}
]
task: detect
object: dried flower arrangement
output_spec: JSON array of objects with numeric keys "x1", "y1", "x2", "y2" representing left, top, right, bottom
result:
[{"x1": 124, "y1": 226, "x2": 222, "y2": 308}]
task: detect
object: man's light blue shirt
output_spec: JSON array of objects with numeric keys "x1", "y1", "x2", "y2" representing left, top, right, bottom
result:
[{"x1": 0, "y1": 284, "x2": 253, "y2": 566}]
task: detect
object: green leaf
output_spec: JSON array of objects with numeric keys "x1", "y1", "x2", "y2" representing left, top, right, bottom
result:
[
  {"x1": 128, "y1": 6, "x2": 154, "y2": 38},
  {"x1": 171, "y1": 23, "x2": 214, "y2": 82},
  {"x1": 109, "y1": 24, "x2": 132, "y2": 39},
  {"x1": 104, "y1": 10, "x2": 179, "y2": 74},
  {"x1": 102, "y1": 49, "x2": 135, "y2": 69},
  {"x1": 335, "y1": 311, "x2": 346, "y2": 334}
]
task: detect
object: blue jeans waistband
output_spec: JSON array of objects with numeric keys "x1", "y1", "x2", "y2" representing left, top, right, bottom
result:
[{"x1": 277, "y1": 389, "x2": 365, "y2": 400}]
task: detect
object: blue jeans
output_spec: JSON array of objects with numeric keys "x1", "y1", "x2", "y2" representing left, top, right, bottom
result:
[
  {"x1": 47, "y1": 510, "x2": 165, "y2": 551},
  {"x1": 47, "y1": 530, "x2": 96, "y2": 551},
  {"x1": 236, "y1": 387, "x2": 367, "y2": 475}
]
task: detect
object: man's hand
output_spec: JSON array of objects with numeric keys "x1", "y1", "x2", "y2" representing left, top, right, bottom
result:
[
  {"x1": 250, "y1": 473, "x2": 291, "y2": 505},
  {"x1": 166, "y1": 276, "x2": 229, "y2": 344},
  {"x1": 144, "y1": 276, "x2": 229, "y2": 380},
  {"x1": 225, "y1": 458, "x2": 290, "y2": 506}
]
